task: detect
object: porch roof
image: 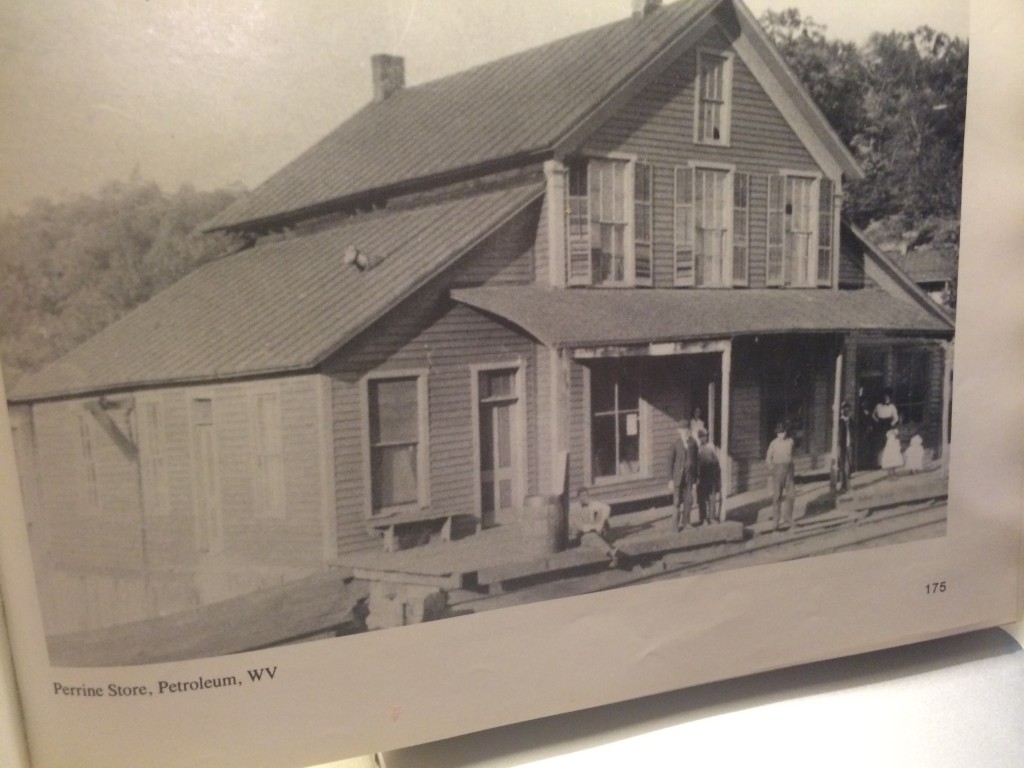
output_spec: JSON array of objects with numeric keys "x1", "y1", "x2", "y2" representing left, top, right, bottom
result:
[{"x1": 451, "y1": 286, "x2": 953, "y2": 349}]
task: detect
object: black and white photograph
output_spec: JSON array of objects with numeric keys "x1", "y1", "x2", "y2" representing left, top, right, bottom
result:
[{"x1": 1, "y1": 0, "x2": 970, "y2": 670}]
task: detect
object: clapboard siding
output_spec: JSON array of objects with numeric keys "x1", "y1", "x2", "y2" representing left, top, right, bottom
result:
[
  {"x1": 452, "y1": 198, "x2": 540, "y2": 286},
  {"x1": 328, "y1": 302, "x2": 538, "y2": 550},
  {"x1": 583, "y1": 25, "x2": 825, "y2": 290},
  {"x1": 33, "y1": 401, "x2": 144, "y2": 575},
  {"x1": 325, "y1": 205, "x2": 540, "y2": 553},
  {"x1": 21, "y1": 375, "x2": 331, "y2": 632}
]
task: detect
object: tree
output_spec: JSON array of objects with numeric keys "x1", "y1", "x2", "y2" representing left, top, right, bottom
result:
[
  {"x1": 759, "y1": 10, "x2": 968, "y2": 229},
  {"x1": 0, "y1": 182, "x2": 244, "y2": 386}
]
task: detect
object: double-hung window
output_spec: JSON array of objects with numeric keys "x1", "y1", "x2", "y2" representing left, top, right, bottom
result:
[
  {"x1": 366, "y1": 374, "x2": 428, "y2": 515},
  {"x1": 566, "y1": 157, "x2": 652, "y2": 287},
  {"x1": 674, "y1": 164, "x2": 748, "y2": 287},
  {"x1": 767, "y1": 173, "x2": 834, "y2": 287},
  {"x1": 695, "y1": 50, "x2": 732, "y2": 145}
]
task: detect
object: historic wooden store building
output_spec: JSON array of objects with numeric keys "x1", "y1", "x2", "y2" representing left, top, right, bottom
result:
[{"x1": 8, "y1": 0, "x2": 954, "y2": 636}]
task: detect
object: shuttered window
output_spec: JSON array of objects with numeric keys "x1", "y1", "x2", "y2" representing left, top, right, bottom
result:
[
  {"x1": 786, "y1": 176, "x2": 816, "y2": 286},
  {"x1": 674, "y1": 166, "x2": 695, "y2": 286},
  {"x1": 732, "y1": 172, "x2": 750, "y2": 286},
  {"x1": 767, "y1": 175, "x2": 786, "y2": 286},
  {"x1": 768, "y1": 174, "x2": 828, "y2": 287},
  {"x1": 634, "y1": 162, "x2": 653, "y2": 286},
  {"x1": 567, "y1": 160, "x2": 592, "y2": 285},
  {"x1": 817, "y1": 178, "x2": 835, "y2": 286},
  {"x1": 566, "y1": 157, "x2": 647, "y2": 287},
  {"x1": 676, "y1": 165, "x2": 743, "y2": 287}
]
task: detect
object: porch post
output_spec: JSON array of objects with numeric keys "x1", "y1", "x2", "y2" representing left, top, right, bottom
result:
[
  {"x1": 720, "y1": 340, "x2": 732, "y2": 498},
  {"x1": 544, "y1": 160, "x2": 568, "y2": 288},
  {"x1": 832, "y1": 343, "x2": 844, "y2": 470},
  {"x1": 941, "y1": 340, "x2": 953, "y2": 477},
  {"x1": 548, "y1": 346, "x2": 570, "y2": 494}
]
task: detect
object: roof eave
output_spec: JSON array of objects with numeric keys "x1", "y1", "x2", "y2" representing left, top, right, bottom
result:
[
  {"x1": 844, "y1": 222, "x2": 956, "y2": 329},
  {"x1": 203, "y1": 152, "x2": 550, "y2": 235},
  {"x1": 730, "y1": 0, "x2": 863, "y2": 181}
]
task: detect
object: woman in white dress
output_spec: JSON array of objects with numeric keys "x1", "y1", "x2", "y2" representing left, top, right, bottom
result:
[
  {"x1": 880, "y1": 427, "x2": 903, "y2": 478},
  {"x1": 872, "y1": 389, "x2": 900, "y2": 469}
]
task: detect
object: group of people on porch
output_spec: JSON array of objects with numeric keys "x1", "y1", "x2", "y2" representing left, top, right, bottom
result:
[{"x1": 570, "y1": 389, "x2": 929, "y2": 556}]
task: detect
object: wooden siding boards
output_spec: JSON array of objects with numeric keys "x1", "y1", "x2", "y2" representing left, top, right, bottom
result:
[
  {"x1": 327, "y1": 302, "x2": 537, "y2": 553},
  {"x1": 325, "y1": 209, "x2": 541, "y2": 553},
  {"x1": 22, "y1": 375, "x2": 331, "y2": 631},
  {"x1": 582, "y1": 25, "x2": 820, "y2": 290}
]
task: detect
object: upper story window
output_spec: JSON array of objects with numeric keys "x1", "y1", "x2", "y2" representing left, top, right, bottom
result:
[
  {"x1": 695, "y1": 50, "x2": 733, "y2": 146},
  {"x1": 567, "y1": 157, "x2": 653, "y2": 287},
  {"x1": 767, "y1": 174, "x2": 835, "y2": 287},
  {"x1": 674, "y1": 164, "x2": 749, "y2": 287}
]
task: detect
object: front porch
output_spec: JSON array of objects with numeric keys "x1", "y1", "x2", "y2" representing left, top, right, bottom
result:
[{"x1": 335, "y1": 461, "x2": 948, "y2": 628}]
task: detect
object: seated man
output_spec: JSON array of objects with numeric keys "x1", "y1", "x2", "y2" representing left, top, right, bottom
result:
[{"x1": 568, "y1": 487, "x2": 619, "y2": 568}]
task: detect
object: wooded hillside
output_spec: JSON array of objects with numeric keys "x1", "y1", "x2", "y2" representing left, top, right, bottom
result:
[{"x1": 0, "y1": 182, "x2": 243, "y2": 387}]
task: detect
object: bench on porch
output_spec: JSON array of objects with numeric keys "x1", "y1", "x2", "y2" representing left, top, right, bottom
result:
[{"x1": 367, "y1": 508, "x2": 476, "y2": 553}]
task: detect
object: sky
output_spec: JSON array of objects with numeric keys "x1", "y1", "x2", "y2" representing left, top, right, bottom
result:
[{"x1": 0, "y1": 0, "x2": 970, "y2": 214}]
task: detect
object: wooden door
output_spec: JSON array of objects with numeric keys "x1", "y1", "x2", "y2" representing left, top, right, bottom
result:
[{"x1": 478, "y1": 369, "x2": 520, "y2": 528}]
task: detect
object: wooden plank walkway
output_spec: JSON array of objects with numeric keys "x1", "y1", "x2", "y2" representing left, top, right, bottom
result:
[{"x1": 47, "y1": 570, "x2": 367, "y2": 667}]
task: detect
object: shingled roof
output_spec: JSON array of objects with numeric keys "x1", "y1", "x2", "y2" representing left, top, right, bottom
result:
[
  {"x1": 453, "y1": 286, "x2": 953, "y2": 349},
  {"x1": 205, "y1": 0, "x2": 716, "y2": 232},
  {"x1": 10, "y1": 182, "x2": 543, "y2": 402},
  {"x1": 205, "y1": 0, "x2": 858, "y2": 233}
]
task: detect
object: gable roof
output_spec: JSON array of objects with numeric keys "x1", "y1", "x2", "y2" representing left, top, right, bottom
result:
[
  {"x1": 896, "y1": 248, "x2": 958, "y2": 285},
  {"x1": 206, "y1": 0, "x2": 860, "y2": 233},
  {"x1": 9, "y1": 182, "x2": 543, "y2": 403}
]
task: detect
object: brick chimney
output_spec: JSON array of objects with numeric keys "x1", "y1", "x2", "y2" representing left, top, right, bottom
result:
[
  {"x1": 632, "y1": 0, "x2": 663, "y2": 18},
  {"x1": 371, "y1": 54, "x2": 405, "y2": 102}
]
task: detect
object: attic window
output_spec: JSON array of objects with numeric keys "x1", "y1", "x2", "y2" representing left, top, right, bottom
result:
[{"x1": 695, "y1": 50, "x2": 732, "y2": 146}]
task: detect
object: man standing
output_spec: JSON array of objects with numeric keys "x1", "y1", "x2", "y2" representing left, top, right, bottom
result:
[
  {"x1": 837, "y1": 401, "x2": 853, "y2": 493},
  {"x1": 694, "y1": 428, "x2": 722, "y2": 525},
  {"x1": 766, "y1": 422, "x2": 796, "y2": 531},
  {"x1": 668, "y1": 426, "x2": 698, "y2": 531}
]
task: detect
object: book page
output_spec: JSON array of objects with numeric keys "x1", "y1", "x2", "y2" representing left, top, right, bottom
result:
[{"x1": 0, "y1": 1, "x2": 1021, "y2": 767}]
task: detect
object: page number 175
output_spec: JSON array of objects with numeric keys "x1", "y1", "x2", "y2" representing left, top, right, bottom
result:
[{"x1": 926, "y1": 581, "x2": 947, "y2": 594}]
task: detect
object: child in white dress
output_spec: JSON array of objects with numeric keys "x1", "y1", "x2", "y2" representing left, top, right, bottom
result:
[
  {"x1": 880, "y1": 427, "x2": 903, "y2": 478},
  {"x1": 903, "y1": 434, "x2": 925, "y2": 473}
]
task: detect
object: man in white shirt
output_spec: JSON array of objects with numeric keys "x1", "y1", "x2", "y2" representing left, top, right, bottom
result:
[{"x1": 766, "y1": 422, "x2": 796, "y2": 531}]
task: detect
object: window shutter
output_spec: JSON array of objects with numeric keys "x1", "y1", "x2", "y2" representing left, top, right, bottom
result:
[
  {"x1": 566, "y1": 162, "x2": 591, "y2": 285},
  {"x1": 817, "y1": 178, "x2": 834, "y2": 286},
  {"x1": 674, "y1": 166, "x2": 695, "y2": 286},
  {"x1": 634, "y1": 162, "x2": 653, "y2": 286},
  {"x1": 732, "y1": 171, "x2": 749, "y2": 286},
  {"x1": 767, "y1": 174, "x2": 785, "y2": 286}
]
